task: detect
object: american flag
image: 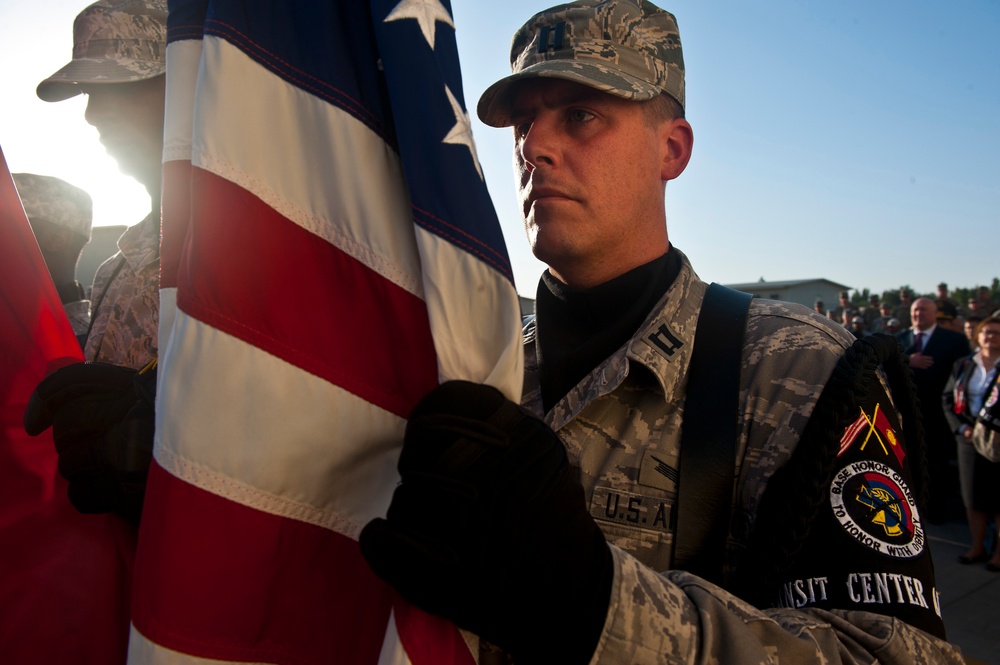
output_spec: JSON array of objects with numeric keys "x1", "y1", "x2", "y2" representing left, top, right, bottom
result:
[{"x1": 130, "y1": 1, "x2": 522, "y2": 663}]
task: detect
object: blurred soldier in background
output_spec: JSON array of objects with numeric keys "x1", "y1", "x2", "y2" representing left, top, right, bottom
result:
[
  {"x1": 13, "y1": 172, "x2": 92, "y2": 347},
  {"x1": 24, "y1": 0, "x2": 167, "y2": 525},
  {"x1": 36, "y1": 0, "x2": 166, "y2": 367}
]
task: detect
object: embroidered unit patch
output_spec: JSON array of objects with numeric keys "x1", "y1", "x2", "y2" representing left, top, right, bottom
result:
[{"x1": 831, "y1": 460, "x2": 924, "y2": 559}]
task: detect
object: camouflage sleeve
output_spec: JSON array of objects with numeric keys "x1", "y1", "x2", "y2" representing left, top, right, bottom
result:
[
  {"x1": 591, "y1": 545, "x2": 965, "y2": 664},
  {"x1": 63, "y1": 299, "x2": 91, "y2": 338}
]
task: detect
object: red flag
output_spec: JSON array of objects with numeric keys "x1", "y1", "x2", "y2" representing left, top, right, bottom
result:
[
  {"x1": 129, "y1": 2, "x2": 522, "y2": 663},
  {"x1": 872, "y1": 405, "x2": 905, "y2": 466},
  {"x1": 0, "y1": 146, "x2": 134, "y2": 663}
]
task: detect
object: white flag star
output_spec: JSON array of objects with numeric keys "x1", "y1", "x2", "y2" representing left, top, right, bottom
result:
[
  {"x1": 442, "y1": 85, "x2": 483, "y2": 181},
  {"x1": 384, "y1": 0, "x2": 454, "y2": 50}
]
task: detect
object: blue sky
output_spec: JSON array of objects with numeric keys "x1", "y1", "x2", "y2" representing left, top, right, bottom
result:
[{"x1": 2, "y1": 1, "x2": 997, "y2": 298}]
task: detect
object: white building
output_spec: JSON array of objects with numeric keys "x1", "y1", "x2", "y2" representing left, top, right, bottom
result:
[{"x1": 724, "y1": 278, "x2": 852, "y2": 311}]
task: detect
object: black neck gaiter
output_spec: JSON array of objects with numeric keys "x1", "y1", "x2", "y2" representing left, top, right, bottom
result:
[{"x1": 535, "y1": 250, "x2": 680, "y2": 412}]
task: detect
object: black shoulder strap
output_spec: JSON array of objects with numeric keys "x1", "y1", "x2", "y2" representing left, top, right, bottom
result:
[{"x1": 673, "y1": 282, "x2": 753, "y2": 583}]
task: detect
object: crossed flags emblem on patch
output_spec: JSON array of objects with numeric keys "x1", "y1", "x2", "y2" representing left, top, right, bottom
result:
[{"x1": 839, "y1": 402, "x2": 905, "y2": 466}]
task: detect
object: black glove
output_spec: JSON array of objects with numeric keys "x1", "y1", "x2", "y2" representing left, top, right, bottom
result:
[
  {"x1": 24, "y1": 362, "x2": 156, "y2": 525},
  {"x1": 359, "y1": 381, "x2": 613, "y2": 665}
]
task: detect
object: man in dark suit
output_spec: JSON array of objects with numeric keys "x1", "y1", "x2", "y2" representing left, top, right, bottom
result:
[{"x1": 897, "y1": 297, "x2": 971, "y2": 522}]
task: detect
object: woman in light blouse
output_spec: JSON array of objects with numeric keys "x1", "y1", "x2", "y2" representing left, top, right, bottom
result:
[{"x1": 944, "y1": 314, "x2": 1000, "y2": 570}]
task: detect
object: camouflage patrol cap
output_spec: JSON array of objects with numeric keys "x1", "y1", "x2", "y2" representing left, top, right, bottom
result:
[
  {"x1": 936, "y1": 299, "x2": 958, "y2": 321},
  {"x1": 36, "y1": 0, "x2": 167, "y2": 103},
  {"x1": 477, "y1": 0, "x2": 684, "y2": 127},
  {"x1": 13, "y1": 173, "x2": 93, "y2": 241}
]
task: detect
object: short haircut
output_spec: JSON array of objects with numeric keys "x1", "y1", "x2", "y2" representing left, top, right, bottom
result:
[
  {"x1": 641, "y1": 92, "x2": 685, "y2": 126},
  {"x1": 975, "y1": 314, "x2": 1000, "y2": 339}
]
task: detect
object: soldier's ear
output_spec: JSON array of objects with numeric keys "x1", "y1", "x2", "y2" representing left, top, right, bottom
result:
[{"x1": 660, "y1": 117, "x2": 693, "y2": 182}]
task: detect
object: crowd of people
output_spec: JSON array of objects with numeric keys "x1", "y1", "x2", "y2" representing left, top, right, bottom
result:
[
  {"x1": 11, "y1": 0, "x2": 999, "y2": 664},
  {"x1": 822, "y1": 285, "x2": 1000, "y2": 342},
  {"x1": 823, "y1": 287, "x2": 1000, "y2": 574}
]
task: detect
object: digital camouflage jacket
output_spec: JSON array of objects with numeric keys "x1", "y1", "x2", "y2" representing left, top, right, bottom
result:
[
  {"x1": 84, "y1": 212, "x2": 159, "y2": 368},
  {"x1": 518, "y1": 248, "x2": 963, "y2": 664}
]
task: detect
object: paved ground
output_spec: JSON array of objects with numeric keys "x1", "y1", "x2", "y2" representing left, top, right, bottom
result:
[{"x1": 927, "y1": 513, "x2": 1000, "y2": 664}]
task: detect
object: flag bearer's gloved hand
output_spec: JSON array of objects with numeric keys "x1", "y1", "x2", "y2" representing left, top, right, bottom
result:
[
  {"x1": 359, "y1": 380, "x2": 613, "y2": 665},
  {"x1": 24, "y1": 362, "x2": 157, "y2": 525}
]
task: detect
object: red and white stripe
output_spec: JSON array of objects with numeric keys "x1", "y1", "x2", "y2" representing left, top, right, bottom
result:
[{"x1": 130, "y1": 17, "x2": 520, "y2": 665}]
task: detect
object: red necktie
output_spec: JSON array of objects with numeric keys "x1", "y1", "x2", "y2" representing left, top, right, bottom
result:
[{"x1": 914, "y1": 331, "x2": 923, "y2": 353}]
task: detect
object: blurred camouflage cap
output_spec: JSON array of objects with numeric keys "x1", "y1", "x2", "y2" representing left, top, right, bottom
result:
[
  {"x1": 477, "y1": 0, "x2": 684, "y2": 127},
  {"x1": 36, "y1": 0, "x2": 167, "y2": 103},
  {"x1": 936, "y1": 299, "x2": 958, "y2": 321},
  {"x1": 13, "y1": 173, "x2": 93, "y2": 241}
]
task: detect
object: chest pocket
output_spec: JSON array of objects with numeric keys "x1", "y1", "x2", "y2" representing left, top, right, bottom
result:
[
  {"x1": 560, "y1": 386, "x2": 682, "y2": 573},
  {"x1": 590, "y1": 475, "x2": 677, "y2": 571}
]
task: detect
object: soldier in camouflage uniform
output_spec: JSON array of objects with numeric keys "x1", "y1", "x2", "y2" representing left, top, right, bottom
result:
[
  {"x1": 23, "y1": 1, "x2": 166, "y2": 525},
  {"x1": 37, "y1": 0, "x2": 166, "y2": 368},
  {"x1": 359, "y1": 1, "x2": 967, "y2": 663},
  {"x1": 13, "y1": 172, "x2": 93, "y2": 346}
]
